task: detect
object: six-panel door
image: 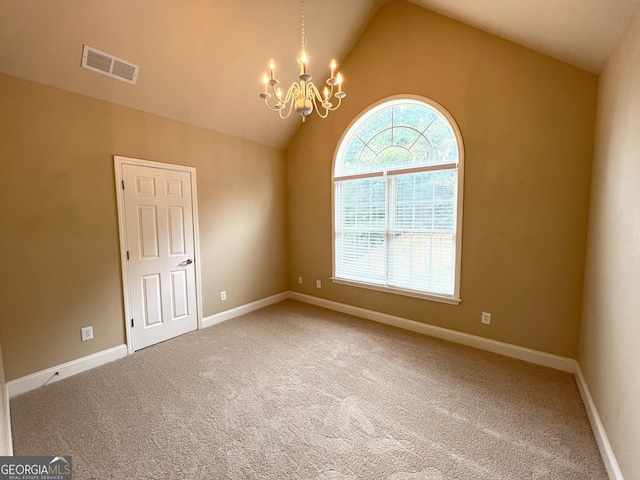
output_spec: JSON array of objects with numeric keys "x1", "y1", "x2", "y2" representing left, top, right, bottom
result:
[{"x1": 123, "y1": 164, "x2": 198, "y2": 350}]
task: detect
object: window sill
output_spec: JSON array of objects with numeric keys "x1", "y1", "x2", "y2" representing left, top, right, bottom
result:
[{"x1": 330, "y1": 277, "x2": 461, "y2": 305}]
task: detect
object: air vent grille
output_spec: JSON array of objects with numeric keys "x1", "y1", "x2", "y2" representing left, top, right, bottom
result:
[{"x1": 81, "y1": 45, "x2": 139, "y2": 85}]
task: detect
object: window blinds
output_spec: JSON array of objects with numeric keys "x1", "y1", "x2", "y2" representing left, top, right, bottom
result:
[{"x1": 335, "y1": 167, "x2": 457, "y2": 296}]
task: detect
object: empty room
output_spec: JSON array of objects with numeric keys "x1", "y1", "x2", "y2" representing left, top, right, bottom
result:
[{"x1": 0, "y1": 0, "x2": 638, "y2": 478}]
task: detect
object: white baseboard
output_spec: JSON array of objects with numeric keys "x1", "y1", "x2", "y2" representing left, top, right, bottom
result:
[
  {"x1": 575, "y1": 366, "x2": 624, "y2": 480},
  {"x1": 7, "y1": 345, "x2": 128, "y2": 399},
  {"x1": 202, "y1": 291, "x2": 290, "y2": 329},
  {"x1": 2, "y1": 381, "x2": 11, "y2": 456},
  {"x1": 289, "y1": 292, "x2": 578, "y2": 373}
]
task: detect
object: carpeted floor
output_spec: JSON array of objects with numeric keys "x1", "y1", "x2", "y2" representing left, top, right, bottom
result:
[{"x1": 11, "y1": 300, "x2": 607, "y2": 479}]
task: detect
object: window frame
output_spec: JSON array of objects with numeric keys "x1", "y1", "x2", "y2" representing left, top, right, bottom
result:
[{"x1": 331, "y1": 95, "x2": 464, "y2": 305}]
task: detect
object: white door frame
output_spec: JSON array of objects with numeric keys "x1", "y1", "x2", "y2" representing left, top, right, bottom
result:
[{"x1": 114, "y1": 155, "x2": 204, "y2": 355}]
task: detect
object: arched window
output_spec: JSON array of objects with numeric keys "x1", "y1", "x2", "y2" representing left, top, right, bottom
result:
[{"x1": 332, "y1": 96, "x2": 464, "y2": 304}]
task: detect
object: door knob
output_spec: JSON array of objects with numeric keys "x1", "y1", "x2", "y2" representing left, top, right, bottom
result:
[{"x1": 185, "y1": 259, "x2": 193, "y2": 265}]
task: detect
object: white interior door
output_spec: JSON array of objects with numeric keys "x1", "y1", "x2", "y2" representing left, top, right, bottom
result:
[{"x1": 118, "y1": 160, "x2": 199, "y2": 351}]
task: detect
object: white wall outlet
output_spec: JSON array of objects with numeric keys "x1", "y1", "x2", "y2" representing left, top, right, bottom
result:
[
  {"x1": 81, "y1": 326, "x2": 93, "y2": 341},
  {"x1": 316, "y1": 280, "x2": 321, "y2": 288},
  {"x1": 481, "y1": 312, "x2": 492, "y2": 325},
  {"x1": 220, "y1": 291, "x2": 227, "y2": 301},
  {"x1": 298, "y1": 276, "x2": 303, "y2": 284}
]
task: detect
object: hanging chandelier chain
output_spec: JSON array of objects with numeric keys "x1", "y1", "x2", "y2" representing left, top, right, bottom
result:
[{"x1": 301, "y1": 0, "x2": 307, "y2": 52}]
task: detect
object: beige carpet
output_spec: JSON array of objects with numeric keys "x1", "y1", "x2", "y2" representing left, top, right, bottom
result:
[{"x1": 11, "y1": 300, "x2": 607, "y2": 479}]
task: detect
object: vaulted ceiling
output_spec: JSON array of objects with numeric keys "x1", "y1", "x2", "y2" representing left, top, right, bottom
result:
[{"x1": 1, "y1": 0, "x2": 638, "y2": 149}]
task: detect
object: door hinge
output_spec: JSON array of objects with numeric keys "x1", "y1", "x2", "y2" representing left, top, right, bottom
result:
[
  {"x1": 126, "y1": 251, "x2": 129, "y2": 260},
  {"x1": 121, "y1": 180, "x2": 125, "y2": 190},
  {"x1": 131, "y1": 318, "x2": 134, "y2": 328}
]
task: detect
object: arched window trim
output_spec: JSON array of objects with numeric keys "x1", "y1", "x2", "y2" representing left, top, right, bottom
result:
[{"x1": 331, "y1": 95, "x2": 464, "y2": 305}]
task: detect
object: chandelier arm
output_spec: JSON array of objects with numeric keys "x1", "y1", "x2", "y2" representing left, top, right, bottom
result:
[
  {"x1": 263, "y1": 97, "x2": 285, "y2": 113},
  {"x1": 305, "y1": 83, "x2": 329, "y2": 119},
  {"x1": 326, "y1": 96, "x2": 343, "y2": 111},
  {"x1": 278, "y1": 99, "x2": 296, "y2": 119},
  {"x1": 268, "y1": 83, "x2": 281, "y2": 102},
  {"x1": 314, "y1": 97, "x2": 330, "y2": 119},
  {"x1": 306, "y1": 81, "x2": 319, "y2": 99},
  {"x1": 264, "y1": 81, "x2": 297, "y2": 114},
  {"x1": 320, "y1": 80, "x2": 344, "y2": 108},
  {"x1": 270, "y1": 85, "x2": 281, "y2": 103},
  {"x1": 277, "y1": 87, "x2": 298, "y2": 119},
  {"x1": 326, "y1": 83, "x2": 334, "y2": 97},
  {"x1": 282, "y1": 83, "x2": 299, "y2": 105},
  {"x1": 306, "y1": 82, "x2": 326, "y2": 116},
  {"x1": 309, "y1": 81, "x2": 330, "y2": 106},
  {"x1": 265, "y1": 82, "x2": 297, "y2": 113}
]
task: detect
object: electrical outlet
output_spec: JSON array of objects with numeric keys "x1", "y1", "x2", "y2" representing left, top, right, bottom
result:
[
  {"x1": 298, "y1": 276, "x2": 303, "y2": 284},
  {"x1": 481, "y1": 312, "x2": 492, "y2": 325},
  {"x1": 316, "y1": 280, "x2": 321, "y2": 289},
  {"x1": 220, "y1": 291, "x2": 227, "y2": 301},
  {"x1": 81, "y1": 326, "x2": 93, "y2": 341}
]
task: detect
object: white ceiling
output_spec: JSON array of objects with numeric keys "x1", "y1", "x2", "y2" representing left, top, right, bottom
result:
[
  {"x1": 1, "y1": 0, "x2": 638, "y2": 150},
  {"x1": 410, "y1": 0, "x2": 640, "y2": 74}
]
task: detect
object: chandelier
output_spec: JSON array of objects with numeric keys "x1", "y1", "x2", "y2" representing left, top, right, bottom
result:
[{"x1": 259, "y1": 0, "x2": 346, "y2": 122}]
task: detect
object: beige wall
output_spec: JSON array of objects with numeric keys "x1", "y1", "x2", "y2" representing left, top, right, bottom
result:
[
  {"x1": 0, "y1": 341, "x2": 10, "y2": 455},
  {"x1": 0, "y1": 73, "x2": 288, "y2": 381},
  {"x1": 580, "y1": 7, "x2": 640, "y2": 479},
  {"x1": 286, "y1": 1, "x2": 597, "y2": 358}
]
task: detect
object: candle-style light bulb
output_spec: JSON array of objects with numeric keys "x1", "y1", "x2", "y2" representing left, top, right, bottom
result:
[
  {"x1": 330, "y1": 59, "x2": 337, "y2": 79},
  {"x1": 263, "y1": 73, "x2": 269, "y2": 93},
  {"x1": 269, "y1": 59, "x2": 275, "y2": 80},
  {"x1": 324, "y1": 87, "x2": 329, "y2": 101},
  {"x1": 334, "y1": 72, "x2": 346, "y2": 99}
]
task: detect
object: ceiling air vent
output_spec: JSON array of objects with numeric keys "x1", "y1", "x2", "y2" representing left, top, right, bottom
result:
[{"x1": 81, "y1": 45, "x2": 139, "y2": 85}]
